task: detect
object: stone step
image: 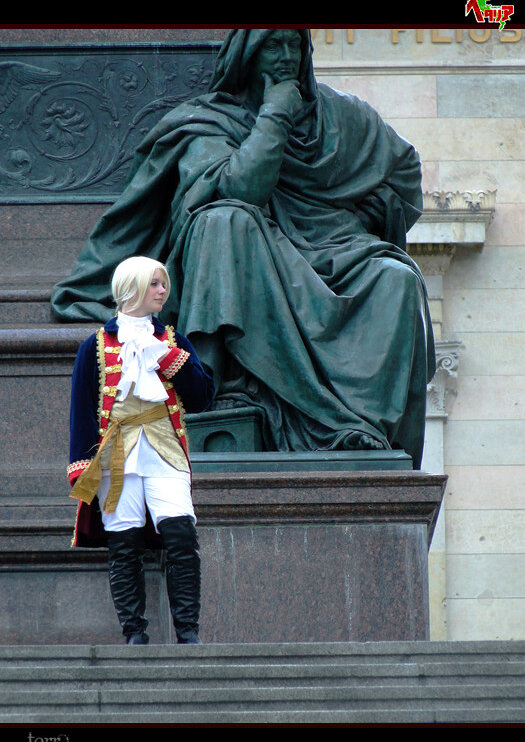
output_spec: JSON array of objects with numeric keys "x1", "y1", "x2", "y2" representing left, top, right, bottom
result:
[
  {"x1": 0, "y1": 285, "x2": 55, "y2": 326},
  {"x1": 2, "y1": 661, "x2": 525, "y2": 692},
  {"x1": 0, "y1": 323, "x2": 94, "y2": 353},
  {"x1": 2, "y1": 639, "x2": 524, "y2": 663},
  {"x1": 5, "y1": 710, "x2": 524, "y2": 725},
  {"x1": 0, "y1": 641, "x2": 523, "y2": 724},
  {"x1": 1, "y1": 684, "x2": 524, "y2": 716}
]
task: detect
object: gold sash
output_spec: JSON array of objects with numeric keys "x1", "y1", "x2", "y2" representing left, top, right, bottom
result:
[{"x1": 69, "y1": 404, "x2": 169, "y2": 514}]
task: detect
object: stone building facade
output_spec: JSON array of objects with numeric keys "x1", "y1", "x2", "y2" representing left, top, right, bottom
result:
[{"x1": 312, "y1": 27, "x2": 525, "y2": 640}]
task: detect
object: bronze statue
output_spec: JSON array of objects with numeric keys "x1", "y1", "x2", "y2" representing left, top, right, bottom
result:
[{"x1": 52, "y1": 29, "x2": 435, "y2": 468}]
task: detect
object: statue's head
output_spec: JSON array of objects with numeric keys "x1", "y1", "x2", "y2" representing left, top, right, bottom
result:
[
  {"x1": 209, "y1": 28, "x2": 316, "y2": 101},
  {"x1": 246, "y1": 29, "x2": 303, "y2": 93}
]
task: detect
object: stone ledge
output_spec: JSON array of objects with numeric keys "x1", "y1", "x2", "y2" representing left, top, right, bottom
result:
[
  {"x1": 190, "y1": 449, "x2": 413, "y2": 470},
  {"x1": 193, "y1": 469, "x2": 446, "y2": 541},
  {"x1": 0, "y1": 324, "x2": 95, "y2": 351},
  {"x1": 0, "y1": 469, "x2": 446, "y2": 550}
]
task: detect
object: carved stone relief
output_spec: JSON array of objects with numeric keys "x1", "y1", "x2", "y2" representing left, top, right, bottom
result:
[{"x1": 0, "y1": 44, "x2": 219, "y2": 202}]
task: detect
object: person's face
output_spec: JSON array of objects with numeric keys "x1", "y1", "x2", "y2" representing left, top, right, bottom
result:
[
  {"x1": 124, "y1": 268, "x2": 168, "y2": 316},
  {"x1": 250, "y1": 30, "x2": 302, "y2": 86}
]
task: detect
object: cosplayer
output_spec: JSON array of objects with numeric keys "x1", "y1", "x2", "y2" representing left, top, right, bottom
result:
[{"x1": 67, "y1": 256, "x2": 214, "y2": 645}]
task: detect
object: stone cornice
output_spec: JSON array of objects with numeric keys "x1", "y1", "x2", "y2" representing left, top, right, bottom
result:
[
  {"x1": 420, "y1": 189, "x2": 496, "y2": 224},
  {"x1": 314, "y1": 63, "x2": 524, "y2": 76},
  {"x1": 407, "y1": 190, "x2": 497, "y2": 259}
]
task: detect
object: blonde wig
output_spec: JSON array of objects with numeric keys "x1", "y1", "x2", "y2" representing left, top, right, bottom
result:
[{"x1": 111, "y1": 256, "x2": 171, "y2": 313}]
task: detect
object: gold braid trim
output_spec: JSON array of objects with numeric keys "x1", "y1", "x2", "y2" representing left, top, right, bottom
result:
[
  {"x1": 166, "y1": 325, "x2": 176, "y2": 348},
  {"x1": 164, "y1": 326, "x2": 189, "y2": 449},
  {"x1": 163, "y1": 349, "x2": 190, "y2": 378},
  {"x1": 95, "y1": 327, "x2": 106, "y2": 429},
  {"x1": 67, "y1": 459, "x2": 92, "y2": 477}
]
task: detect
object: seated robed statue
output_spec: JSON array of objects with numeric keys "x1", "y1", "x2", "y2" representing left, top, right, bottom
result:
[{"x1": 52, "y1": 28, "x2": 436, "y2": 469}]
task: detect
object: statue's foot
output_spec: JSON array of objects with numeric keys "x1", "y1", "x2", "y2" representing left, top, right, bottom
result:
[{"x1": 343, "y1": 431, "x2": 385, "y2": 451}]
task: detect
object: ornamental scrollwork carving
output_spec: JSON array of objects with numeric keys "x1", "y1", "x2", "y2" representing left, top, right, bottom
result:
[
  {"x1": 426, "y1": 340, "x2": 463, "y2": 419},
  {"x1": 0, "y1": 45, "x2": 218, "y2": 201}
]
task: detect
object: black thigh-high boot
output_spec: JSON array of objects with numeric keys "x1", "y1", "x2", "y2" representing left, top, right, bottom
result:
[
  {"x1": 106, "y1": 527, "x2": 149, "y2": 645},
  {"x1": 157, "y1": 516, "x2": 202, "y2": 644}
]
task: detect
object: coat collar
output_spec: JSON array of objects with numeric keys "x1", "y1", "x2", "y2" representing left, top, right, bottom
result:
[{"x1": 104, "y1": 314, "x2": 166, "y2": 337}]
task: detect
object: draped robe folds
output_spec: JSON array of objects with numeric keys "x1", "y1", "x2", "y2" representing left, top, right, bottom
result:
[{"x1": 52, "y1": 29, "x2": 436, "y2": 468}]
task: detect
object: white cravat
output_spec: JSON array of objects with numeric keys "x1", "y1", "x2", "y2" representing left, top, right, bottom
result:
[{"x1": 116, "y1": 312, "x2": 168, "y2": 402}]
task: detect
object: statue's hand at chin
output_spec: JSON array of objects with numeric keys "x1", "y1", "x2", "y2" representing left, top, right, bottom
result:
[{"x1": 262, "y1": 73, "x2": 302, "y2": 120}]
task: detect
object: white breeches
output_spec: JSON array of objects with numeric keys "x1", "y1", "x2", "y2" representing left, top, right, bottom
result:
[{"x1": 97, "y1": 470, "x2": 194, "y2": 533}]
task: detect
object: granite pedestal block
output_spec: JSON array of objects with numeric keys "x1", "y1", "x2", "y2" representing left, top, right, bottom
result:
[
  {"x1": 195, "y1": 469, "x2": 445, "y2": 643},
  {"x1": 0, "y1": 467, "x2": 445, "y2": 645}
]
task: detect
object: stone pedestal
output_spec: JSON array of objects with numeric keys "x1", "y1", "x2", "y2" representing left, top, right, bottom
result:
[
  {"x1": 0, "y1": 467, "x2": 445, "y2": 645},
  {"x1": 196, "y1": 469, "x2": 445, "y2": 643}
]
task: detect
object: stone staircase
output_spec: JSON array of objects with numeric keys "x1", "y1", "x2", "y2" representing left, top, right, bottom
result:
[{"x1": 0, "y1": 640, "x2": 524, "y2": 725}]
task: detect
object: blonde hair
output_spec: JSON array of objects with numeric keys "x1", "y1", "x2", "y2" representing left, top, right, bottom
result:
[{"x1": 111, "y1": 256, "x2": 171, "y2": 313}]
